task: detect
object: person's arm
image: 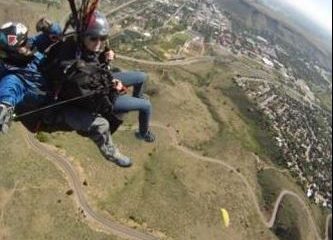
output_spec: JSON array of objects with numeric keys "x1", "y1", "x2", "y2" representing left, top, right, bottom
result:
[
  {"x1": 104, "y1": 49, "x2": 116, "y2": 61},
  {"x1": 98, "y1": 49, "x2": 115, "y2": 65},
  {"x1": 27, "y1": 34, "x2": 47, "y2": 52}
]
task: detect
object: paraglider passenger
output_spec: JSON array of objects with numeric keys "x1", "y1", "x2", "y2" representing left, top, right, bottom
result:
[
  {"x1": 43, "y1": 11, "x2": 155, "y2": 167},
  {"x1": 28, "y1": 17, "x2": 63, "y2": 53},
  {"x1": 0, "y1": 22, "x2": 49, "y2": 133}
]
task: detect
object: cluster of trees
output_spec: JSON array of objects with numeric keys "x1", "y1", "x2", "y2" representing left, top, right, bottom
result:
[{"x1": 192, "y1": 22, "x2": 215, "y2": 42}]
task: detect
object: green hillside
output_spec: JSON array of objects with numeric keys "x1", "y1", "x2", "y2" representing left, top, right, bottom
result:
[
  {"x1": 0, "y1": 125, "x2": 118, "y2": 240},
  {"x1": 0, "y1": 1, "x2": 329, "y2": 240}
]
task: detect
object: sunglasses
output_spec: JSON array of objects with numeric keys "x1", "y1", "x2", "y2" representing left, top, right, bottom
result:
[{"x1": 87, "y1": 35, "x2": 108, "y2": 42}]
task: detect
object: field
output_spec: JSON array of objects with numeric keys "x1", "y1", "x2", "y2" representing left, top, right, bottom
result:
[
  {"x1": 0, "y1": 1, "x2": 329, "y2": 240},
  {"x1": 0, "y1": 125, "x2": 118, "y2": 240},
  {"x1": 30, "y1": 58, "x2": 327, "y2": 239}
]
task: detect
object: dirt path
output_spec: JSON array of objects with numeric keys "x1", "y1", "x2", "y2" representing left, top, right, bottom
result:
[
  {"x1": 21, "y1": 122, "x2": 330, "y2": 240},
  {"x1": 150, "y1": 122, "x2": 328, "y2": 240},
  {"x1": 21, "y1": 126, "x2": 158, "y2": 240}
]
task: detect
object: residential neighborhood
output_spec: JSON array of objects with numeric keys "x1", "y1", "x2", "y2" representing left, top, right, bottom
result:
[
  {"x1": 235, "y1": 76, "x2": 332, "y2": 208},
  {"x1": 104, "y1": 0, "x2": 332, "y2": 209}
]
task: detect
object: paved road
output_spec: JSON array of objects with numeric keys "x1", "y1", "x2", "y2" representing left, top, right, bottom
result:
[
  {"x1": 117, "y1": 55, "x2": 215, "y2": 66},
  {"x1": 21, "y1": 122, "x2": 331, "y2": 240},
  {"x1": 267, "y1": 190, "x2": 319, "y2": 229},
  {"x1": 22, "y1": 127, "x2": 158, "y2": 240},
  {"x1": 150, "y1": 122, "x2": 329, "y2": 240}
]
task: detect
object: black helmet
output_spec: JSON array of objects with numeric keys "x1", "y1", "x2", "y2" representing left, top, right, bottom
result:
[
  {"x1": 0, "y1": 22, "x2": 28, "y2": 51},
  {"x1": 84, "y1": 11, "x2": 110, "y2": 37}
]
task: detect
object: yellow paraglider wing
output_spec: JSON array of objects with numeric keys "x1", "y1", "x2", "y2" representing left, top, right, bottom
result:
[{"x1": 220, "y1": 208, "x2": 230, "y2": 228}]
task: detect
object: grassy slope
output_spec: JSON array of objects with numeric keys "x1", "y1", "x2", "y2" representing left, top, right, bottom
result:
[
  {"x1": 272, "y1": 196, "x2": 311, "y2": 240},
  {"x1": 40, "y1": 59, "x2": 274, "y2": 240},
  {"x1": 1, "y1": 49, "x2": 326, "y2": 240},
  {"x1": 0, "y1": 1, "x2": 116, "y2": 239},
  {"x1": 0, "y1": 125, "x2": 116, "y2": 240},
  {"x1": 258, "y1": 170, "x2": 329, "y2": 240},
  {"x1": 44, "y1": 122, "x2": 277, "y2": 240},
  {"x1": 2, "y1": 55, "x2": 327, "y2": 240},
  {"x1": 0, "y1": 1, "x2": 328, "y2": 239},
  {"x1": 0, "y1": 0, "x2": 68, "y2": 31}
]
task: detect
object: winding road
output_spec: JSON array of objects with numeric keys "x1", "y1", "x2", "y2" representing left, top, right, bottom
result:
[
  {"x1": 116, "y1": 55, "x2": 215, "y2": 66},
  {"x1": 22, "y1": 127, "x2": 158, "y2": 240},
  {"x1": 21, "y1": 122, "x2": 331, "y2": 240}
]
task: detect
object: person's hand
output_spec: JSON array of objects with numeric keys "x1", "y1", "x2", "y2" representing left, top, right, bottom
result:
[
  {"x1": 112, "y1": 79, "x2": 124, "y2": 92},
  {"x1": 105, "y1": 49, "x2": 116, "y2": 61},
  {"x1": 17, "y1": 46, "x2": 33, "y2": 56}
]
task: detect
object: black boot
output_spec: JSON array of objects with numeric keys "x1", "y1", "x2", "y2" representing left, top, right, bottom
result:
[{"x1": 135, "y1": 130, "x2": 156, "y2": 143}]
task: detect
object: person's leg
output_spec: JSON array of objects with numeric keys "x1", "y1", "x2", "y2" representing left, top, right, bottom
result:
[
  {"x1": 0, "y1": 75, "x2": 26, "y2": 133},
  {"x1": 24, "y1": 80, "x2": 48, "y2": 107},
  {"x1": 61, "y1": 106, "x2": 132, "y2": 167},
  {"x1": 0, "y1": 74, "x2": 26, "y2": 107},
  {"x1": 113, "y1": 95, "x2": 155, "y2": 142},
  {"x1": 112, "y1": 71, "x2": 148, "y2": 98}
]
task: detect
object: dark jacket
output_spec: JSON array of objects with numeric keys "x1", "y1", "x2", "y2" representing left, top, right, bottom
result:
[
  {"x1": 0, "y1": 50, "x2": 48, "y2": 91},
  {"x1": 41, "y1": 35, "x2": 118, "y2": 115},
  {"x1": 28, "y1": 34, "x2": 54, "y2": 53}
]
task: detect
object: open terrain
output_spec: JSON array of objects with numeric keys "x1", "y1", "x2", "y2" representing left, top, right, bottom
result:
[
  {"x1": 17, "y1": 57, "x2": 329, "y2": 240},
  {"x1": 0, "y1": 125, "x2": 119, "y2": 240},
  {"x1": 0, "y1": 1, "x2": 331, "y2": 240}
]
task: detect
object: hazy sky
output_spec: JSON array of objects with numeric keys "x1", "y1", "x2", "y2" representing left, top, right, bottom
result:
[{"x1": 279, "y1": 0, "x2": 332, "y2": 33}]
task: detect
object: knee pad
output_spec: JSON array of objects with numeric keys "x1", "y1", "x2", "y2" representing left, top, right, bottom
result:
[{"x1": 93, "y1": 117, "x2": 110, "y2": 134}]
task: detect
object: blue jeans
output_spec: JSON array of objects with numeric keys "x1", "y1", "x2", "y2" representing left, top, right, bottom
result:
[
  {"x1": 0, "y1": 53, "x2": 47, "y2": 107},
  {"x1": 0, "y1": 74, "x2": 46, "y2": 107},
  {"x1": 113, "y1": 71, "x2": 147, "y2": 98},
  {"x1": 112, "y1": 71, "x2": 152, "y2": 134}
]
